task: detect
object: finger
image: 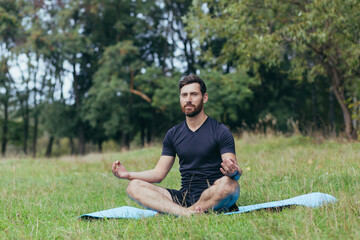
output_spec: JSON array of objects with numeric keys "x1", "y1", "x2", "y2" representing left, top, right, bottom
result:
[
  {"x1": 231, "y1": 163, "x2": 239, "y2": 172},
  {"x1": 113, "y1": 161, "x2": 119, "y2": 169},
  {"x1": 221, "y1": 162, "x2": 229, "y2": 172},
  {"x1": 112, "y1": 165, "x2": 119, "y2": 176},
  {"x1": 224, "y1": 158, "x2": 233, "y2": 167},
  {"x1": 229, "y1": 162, "x2": 237, "y2": 170},
  {"x1": 229, "y1": 158, "x2": 236, "y2": 165},
  {"x1": 220, "y1": 168, "x2": 226, "y2": 175},
  {"x1": 222, "y1": 158, "x2": 230, "y2": 163},
  {"x1": 226, "y1": 158, "x2": 236, "y2": 166},
  {"x1": 222, "y1": 163, "x2": 230, "y2": 175},
  {"x1": 222, "y1": 161, "x2": 232, "y2": 172},
  {"x1": 111, "y1": 164, "x2": 116, "y2": 172},
  {"x1": 225, "y1": 159, "x2": 237, "y2": 170}
]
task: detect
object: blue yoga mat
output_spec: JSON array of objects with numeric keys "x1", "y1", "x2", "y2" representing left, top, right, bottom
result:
[{"x1": 79, "y1": 192, "x2": 336, "y2": 219}]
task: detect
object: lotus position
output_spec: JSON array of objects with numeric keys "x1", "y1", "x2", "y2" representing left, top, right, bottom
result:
[{"x1": 112, "y1": 75, "x2": 242, "y2": 216}]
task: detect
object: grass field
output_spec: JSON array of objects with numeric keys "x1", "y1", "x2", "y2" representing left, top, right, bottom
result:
[{"x1": 0, "y1": 135, "x2": 359, "y2": 239}]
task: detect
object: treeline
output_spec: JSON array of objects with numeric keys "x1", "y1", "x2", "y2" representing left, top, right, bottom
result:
[{"x1": 0, "y1": 0, "x2": 359, "y2": 157}]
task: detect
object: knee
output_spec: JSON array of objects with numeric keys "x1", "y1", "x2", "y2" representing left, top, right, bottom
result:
[
  {"x1": 216, "y1": 177, "x2": 239, "y2": 197},
  {"x1": 126, "y1": 179, "x2": 145, "y2": 198}
]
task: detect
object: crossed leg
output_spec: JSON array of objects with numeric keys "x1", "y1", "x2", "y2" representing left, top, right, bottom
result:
[
  {"x1": 126, "y1": 176, "x2": 239, "y2": 216},
  {"x1": 126, "y1": 179, "x2": 194, "y2": 216},
  {"x1": 188, "y1": 176, "x2": 240, "y2": 212}
]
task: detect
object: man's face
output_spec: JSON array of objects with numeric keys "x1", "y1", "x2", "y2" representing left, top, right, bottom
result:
[{"x1": 180, "y1": 83, "x2": 208, "y2": 117}]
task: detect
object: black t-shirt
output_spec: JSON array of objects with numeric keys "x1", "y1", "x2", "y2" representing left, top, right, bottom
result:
[{"x1": 162, "y1": 116, "x2": 235, "y2": 196}]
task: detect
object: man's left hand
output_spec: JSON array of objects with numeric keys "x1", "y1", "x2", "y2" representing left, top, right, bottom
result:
[{"x1": 220, "y1": 158, "x2": 241, "y2": 177}]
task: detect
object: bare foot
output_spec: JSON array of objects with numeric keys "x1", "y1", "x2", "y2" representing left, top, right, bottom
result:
[
  {"x1": 187, "y1": 205, "x2": 204, "y2": 215},
  {"x1": 195, "y1": 206, "x2": 203, "y2": 214},
  {"x1": 181, "y1": 209, "x2": 196, "y2": 217}
]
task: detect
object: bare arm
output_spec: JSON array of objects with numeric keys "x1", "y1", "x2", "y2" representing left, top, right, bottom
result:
[
  {"x1": 220, "y1": 152, "x2": 242, "y2": 177},
  {"x1": 112, "y1": 155, "x2": 175, "y2": 183}
]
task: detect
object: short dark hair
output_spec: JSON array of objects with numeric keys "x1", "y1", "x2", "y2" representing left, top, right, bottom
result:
[{"x1": 178, "y1": 75, "x2": 207, "y2": 95}]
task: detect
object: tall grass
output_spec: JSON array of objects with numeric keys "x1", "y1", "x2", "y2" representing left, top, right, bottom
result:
[{"x1": 0, "y1": 135, "x2": 359, "y2": 239}]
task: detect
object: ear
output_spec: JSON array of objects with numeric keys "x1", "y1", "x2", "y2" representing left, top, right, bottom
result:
[{"x1": 203, "y1": 93, "x2": 208, "y2": 103}]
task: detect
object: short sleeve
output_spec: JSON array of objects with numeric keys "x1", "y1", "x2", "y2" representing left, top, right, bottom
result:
[
  {"x1": 218, "y1": 125, "x2": 236, "y2": 155},
  {"x1": 161, "y1": 129, "x2": 176, "y2": 157}
]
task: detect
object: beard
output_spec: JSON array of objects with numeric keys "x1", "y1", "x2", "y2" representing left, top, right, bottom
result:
[{"x1": 181, "y1": 100, "x2": 204, "y2": 117}]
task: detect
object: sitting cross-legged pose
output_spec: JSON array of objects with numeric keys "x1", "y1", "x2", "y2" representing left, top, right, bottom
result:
[{"x1": 112, "y1": 75, "x2": 242, "y2": 216}]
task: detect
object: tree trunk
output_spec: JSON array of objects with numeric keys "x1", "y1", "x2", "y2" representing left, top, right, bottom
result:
[
  {"x1": 98, "y1": 140, "x2": 103, "y2": 152},
  {"x1": 332, "y1": 85, "x2": 355, "y2": 139},
  {"x1": 120, "y1": 133, "x2": 126, "y2": 150},
  {"x1": 353, "y1": 91, "x2": 358, "y2": 134},
  {"x1": 32, "y1": 86, "x2": 38, "y2": 158},
  {"x1": 69, "y1": 137, "x2": 75, "y2": 155},
  {"x1": 140, "y1": 124, "x2": 145, "y2": 147},
  {"x1": 1, "y1": 99, "x2": 8, "y2": 157},
  {"x1": 148, "y1": 109, "x2": 156, "y2": 144},
  {"x1": 45, "y1": 136, "x2": 54, "y2": 157},
  {"x1": 125, "y1": 90, "x2": 133, "y2": 150},
  {"x1": 125, "y1": 133, "x2": 130, "y2": 150},
  {"x1": 324, "y1": 61, "x2": 357, "y2": 139},
  {"x1": 23, "y1": 93, "x2": 29, "y2": 155},
  {"x1": 183, "y1": 38, "x2": 196, "y2": 75},
  {"x1": 32, "y1": 112, "x2": 38, "y2": 158},
  {"x1": 147, "y1": 126, "x2": 152, "y2": 145},
  {"x1": 31, "y1": 55, "x2": 41, "y2": 158},
  {"x1": 329, "y1": 89, "x2": 336, "y2": 136},
  {"x1": 312, "y1": 81, "x2": 319, "y2": 132},
  {"x1": 72, "y1": 61, "x2": 86, "y2": 155},
  {"x1": 78, "y1": 124, "x2": 86, "y2": 155},
  {"x1": 15, "y1": 59, "x2": 30, "y2": 154}
]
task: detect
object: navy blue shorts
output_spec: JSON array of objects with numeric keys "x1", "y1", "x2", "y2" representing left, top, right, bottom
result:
[{"x1": 166, "y1": 188, "x2": 239, "y2": 212}]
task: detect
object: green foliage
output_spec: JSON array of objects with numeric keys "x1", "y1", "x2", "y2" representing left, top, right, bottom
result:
[
  {"x1": 187, "y1": 0, "x2": 360, "y2": 78},
  {"x1": 41, "y1": 101, "x2": 77, "y2": 138},
  {"x1": 83, "y1": 41, "x2": 141, "y2": 141},
  {"x1": 152, "y1": 71, "x2": 184, "y2": 125},
  {"x1": 186, "y1": 0, "x2": 360, "y2": 137},
  {"x1": 0, "y1": 136, "x2": 359, "y2": 238},
  {"x1": 200, "y1": 70, "x2": 254, "y2": 127},
  {"x1": 2, "y1": 0, "x2": 360, "y2": 156},
  {"x1": 0, "y1": 118, "x2": 23, "y2": 145},
  {"x1": 0, "y1": 0, "x2": 22, "y2": 44},
  {"x1": 76, "y1": 0, "x2": 183, "y2": 146}
]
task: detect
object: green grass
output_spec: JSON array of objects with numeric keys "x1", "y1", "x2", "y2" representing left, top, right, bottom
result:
[{"x1": 0, "y1": 135, "x2": 359, "y2": 239}]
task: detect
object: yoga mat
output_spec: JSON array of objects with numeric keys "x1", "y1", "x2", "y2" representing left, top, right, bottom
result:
[{"x1": 79, "y1": 192, "x2": 336, "y2": 220}]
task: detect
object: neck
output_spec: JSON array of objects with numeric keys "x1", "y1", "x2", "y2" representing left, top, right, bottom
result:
[{"x1": 186, "y1": 111, "x2": 208, "y2": 132}]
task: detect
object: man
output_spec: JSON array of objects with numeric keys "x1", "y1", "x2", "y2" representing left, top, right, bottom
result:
[{"x1": 112, "y1": 75, "x2": 242, "y2": 216}]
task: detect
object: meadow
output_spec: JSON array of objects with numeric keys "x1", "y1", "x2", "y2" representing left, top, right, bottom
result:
[{"x1": 0, "y1": 135, "x2": 359, "y2": 239}]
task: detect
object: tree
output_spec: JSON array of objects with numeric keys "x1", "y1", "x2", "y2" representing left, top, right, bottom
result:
[
  {"x1": 0, "y1": 59, "x2": 13, "y2": 157},
  {"x1": 83, "y1": 0, "x2": 188, "y2": 148},
  {"x1": 163, "y1": 0, "x2": 198, "y2": 74},
  {"x1": 186, "y1": 0, "x2": 360, "y2": 139},
  {"x1": 0, "y1": 0, "x2": 24, "y2": 156},
  {"x1": 83, "y1": 41, "x2": 144, "y2": 149},
  {"x1": 41, "y1": 101, "x2": 76, "y2": 156}
]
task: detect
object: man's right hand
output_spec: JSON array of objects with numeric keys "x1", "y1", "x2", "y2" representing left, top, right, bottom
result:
[{"x1": 112, "y1": 160, "x2": 130, "y2": 179}]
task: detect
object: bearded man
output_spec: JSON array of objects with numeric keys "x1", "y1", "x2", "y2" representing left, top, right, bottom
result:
[{"x1": 112, "y1": 75, "x2": 242, "y2": 216}]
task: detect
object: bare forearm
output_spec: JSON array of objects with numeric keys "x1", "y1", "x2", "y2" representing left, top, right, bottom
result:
[
  {"x1": 126, "y1": 169, "x2": 164, "y2": 183},
  {"x1": 112, "y1": 156, "x2": 174, "y2": 183}
]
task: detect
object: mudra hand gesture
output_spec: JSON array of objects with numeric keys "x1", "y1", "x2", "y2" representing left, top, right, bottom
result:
[{"x1": 112, "y1": 160, "x2": 130, "y2": 179}]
